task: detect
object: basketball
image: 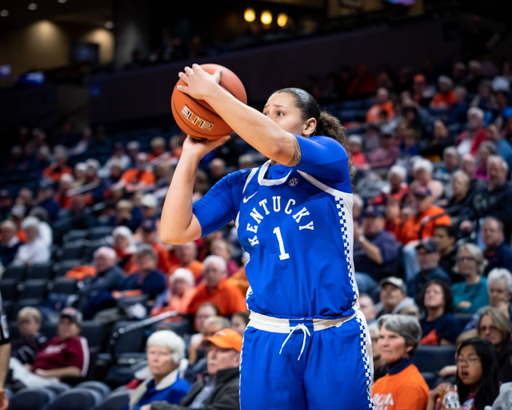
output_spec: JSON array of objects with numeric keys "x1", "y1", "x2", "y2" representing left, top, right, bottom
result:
[{"x1": 171, "y1": 63, "x2": 247, "y2": 140}]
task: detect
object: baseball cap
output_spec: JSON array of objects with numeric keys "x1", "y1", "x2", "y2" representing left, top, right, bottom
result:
[
  {"x1": 362, "y1": 205, "x2": 384, "y2": 218},
  {"x1": 413, "y1": 186, "x2": 432, "y2": 197},
  {"x1": 416, "y1": 238, "x2": 438, "y2": 253},
  {"x1": 379, "y1": 277, "x2": 406, "y2": 294},
  {"x1": 60, "y1": 307, "x2": 82, "y2": 327},
  {"x1": 203, "y1": 328, "x2": 243, "y2": 352},
  {"x1": 141, "y1": 219, "x2": 157, "y2": 233},
  {"x1": 141, "y1": 194, "x2": 158, "y2": 208}
]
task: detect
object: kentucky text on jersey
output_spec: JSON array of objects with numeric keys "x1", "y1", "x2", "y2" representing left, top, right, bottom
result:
[{"x1": 192, "y1": 135, "x2": 358, "y2": 319}]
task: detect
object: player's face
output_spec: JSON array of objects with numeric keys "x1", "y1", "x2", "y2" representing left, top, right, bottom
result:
[{"x1": 263, "y1": 93, "x2": 310, "y2": 137}]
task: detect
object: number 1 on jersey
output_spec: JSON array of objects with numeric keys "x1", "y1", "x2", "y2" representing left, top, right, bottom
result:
[{"x1": 273, "y1": 227, "x2": 290, "y2": 260}]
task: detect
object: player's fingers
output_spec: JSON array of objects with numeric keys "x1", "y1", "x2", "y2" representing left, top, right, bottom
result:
[
  {"x1": 178, "y1": 72, "x2": 189, "y2": 83},
  {"x1": 212, "y1": 68, "x2": 223, "y2": 84},
  {"x1": 192, "y1": 63, "x2": 201, "y2": 71},
  {"x1": 176, "y1": 85, "x2": 189, "y2": 94},
  {"x1": 184, "y1": 66, "x2": 193, "y2": 74}
]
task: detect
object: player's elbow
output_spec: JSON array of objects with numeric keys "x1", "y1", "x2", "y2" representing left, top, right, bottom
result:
[{"x1": 161, "y1": 233, "x2": 185, "y2": 245}]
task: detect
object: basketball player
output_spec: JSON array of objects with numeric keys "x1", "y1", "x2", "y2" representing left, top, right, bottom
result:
[{"x1": 161, "y1": 64, "x2": 374, "y2": 410}]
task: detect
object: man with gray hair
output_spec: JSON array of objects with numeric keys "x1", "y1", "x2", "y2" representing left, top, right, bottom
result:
[
  {"x1": 186, "y1": 255, "x2": 246, "y2": 317},
  {"x1": 456, "y1": 106, "x2": 486, "y2": 156},
  {"x1": 481, "y1": 217, "x2": 512, "y2": 275},
  {"x1": 459, "y1": 155, "x2": 512, "y2": 241},
  {"x1": 374, "y1": 277, "x2": 418, "y2": 318},
  {"x1": 12, "y1": 217, "x2": 50, "y2": 265},
  {"x1": 430, "y1": 75, "x2": 456, "y2": 109}
]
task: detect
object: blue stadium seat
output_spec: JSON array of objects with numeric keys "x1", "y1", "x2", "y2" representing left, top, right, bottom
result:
[
  {"x1": 54, "y1": 259, "x2": 82, "y2": 277},
  {"x1": 19, "y1": 279, "x2": 47, "y2": 299},
  {"x1": 9, "y1": 387, "x2": 56, "y2": 410},
  {"x1": 65, "y1": 230, "x2": 89, "y2": 242},
  {"x1": 95, "y1": 390, "x2": 130, "y2": 410},
  {"x1": 412, "y1": 345, "x2": 455, "y2": 373},
  {"x1": 110, "y1": 321, "x2": 146, "y2": 356},
  {"x1": 15, "y1": 298, "x2": 44, "y2": 314},
  {"x1": 0, "y1": 279, "x2": 17, "y2": 300},
  {"x1": 88, "y1": 226, "x2": 114, "y2": 240},
  {"x1": 80, "y1": 321, "x2": 104, "y2": 353},
  {"x1": 60, "y1": 241, "x2": 86, "y2": 261},
  {"x1": 454, "y1": 313, "x2": 474, "y2": 330},
  {"x1": 2, "y1": 265, "x2": 26, "y2": 281},
  {"x1": 26, "y1": 263, "x2": 53, "y2": 280},
  {"x1": 48, "y1": 388, "x2": 103, "y2": 410},
  {"x1": 76, "y1": 381, "x2": 111, "y2": 398},
  {"x1": 341, "y1": 100, "x2": 363, "y2": 110},
  {"x1": 50, "y1": 277, "x2": 78, "y2": 294},
  {"x1": 421, "y1": 372, "x2": 438, "y2": 389},
  {"x1": 44, "y1": 383, "x2": 71, "y2": 397}
]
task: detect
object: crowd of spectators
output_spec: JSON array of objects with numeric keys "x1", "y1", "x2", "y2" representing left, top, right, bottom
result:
[{"x1": 5, "y1": 42, "x2": 512, "y2": 409}]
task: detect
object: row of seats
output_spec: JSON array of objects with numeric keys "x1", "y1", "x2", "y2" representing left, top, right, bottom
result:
[{"x1": 9, "y1": 382, "x2": 130, "y2": 410}]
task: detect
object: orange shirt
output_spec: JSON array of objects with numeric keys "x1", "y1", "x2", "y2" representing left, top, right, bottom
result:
[
  {"x1": 169, "y1": 260, "x2": 203, "y2": 280},
  {"x1": 43, "y1": 165, "x2": 72, "y2": 183},
  {"x1": 121, "y1": 169, "x2": 155, "y2": 185},
  {"x1": 152, "y1": 242, "x2": 174, "y2": 273},
  {"x1": 366, "y1": 101, "x2": 394, "y2": 123},
  {"x1": 430, "y1": 91, "x2": 456, "y2": 108},
  {"x1": 394, "y1": 206, "x2": 451, "y2": 245},
  {"x1": 186, "y1": 279, "x2": 247, "y2": 316},
  {"x1": 226, "y1": 266, "x2": 250, "y2": 296},
  {"x1": 373, "y1": 364, "x2": 429, "y2": 410},
  {"x1": 150, "y1": 288, "x2": 196, "y2": 318}
]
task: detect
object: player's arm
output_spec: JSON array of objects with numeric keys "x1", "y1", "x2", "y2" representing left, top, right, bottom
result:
[
  {"x1": 177, "y1": 64, "x2": 299, "y2": 167},
  {"x1": 161, "y1": 136, "x2": 230, "y2": 245}
]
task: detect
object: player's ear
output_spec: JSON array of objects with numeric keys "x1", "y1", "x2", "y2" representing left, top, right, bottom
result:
[{"x1": 303, "y1": 118, "x2": 317, "y2": 138}]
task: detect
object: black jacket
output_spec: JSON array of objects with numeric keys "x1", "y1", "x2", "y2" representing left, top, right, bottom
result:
[
  {"x1": 498, "y1": 338, "x2": 512, "y2": 384},
  {"x1": 151, "y1": 367, "x2": 240, "y2": 410}
]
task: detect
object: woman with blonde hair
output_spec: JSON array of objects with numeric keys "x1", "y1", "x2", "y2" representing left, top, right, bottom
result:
[{"x1": 451, "y1": 243, "x2": 489, "y2": 313}]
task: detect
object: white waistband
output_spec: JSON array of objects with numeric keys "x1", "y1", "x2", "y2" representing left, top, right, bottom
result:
[{"x1": 248, "y1": 311, "x2": 357, "y2": 334}]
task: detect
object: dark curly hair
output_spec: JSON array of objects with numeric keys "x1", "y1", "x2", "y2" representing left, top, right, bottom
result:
[{"x1": 418, "y1": 279, "x2": 454, "y2": 313}]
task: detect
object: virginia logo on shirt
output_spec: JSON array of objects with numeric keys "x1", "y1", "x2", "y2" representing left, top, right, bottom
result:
[{"x1": 373, "y1": 393, "x2": 394, "y2": 410}]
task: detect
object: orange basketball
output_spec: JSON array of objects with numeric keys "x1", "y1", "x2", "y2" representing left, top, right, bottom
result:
[{"x1": 171, "y1": 63, "x2": 247, "y2": 140}]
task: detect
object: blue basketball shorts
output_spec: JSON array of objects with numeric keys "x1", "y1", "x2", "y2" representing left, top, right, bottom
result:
[{"x1": 240, "y1": 310, "x2": 374, "y2": 410}]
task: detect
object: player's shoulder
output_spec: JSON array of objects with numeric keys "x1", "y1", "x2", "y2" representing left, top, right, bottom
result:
[{"x1": 309, "y1": 135, "x2": 348, "y2": 157}]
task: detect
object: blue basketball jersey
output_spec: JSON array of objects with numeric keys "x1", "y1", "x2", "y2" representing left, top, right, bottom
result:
[{"x1": 193, "y1": 135, "x2": 358, "y2": 319}]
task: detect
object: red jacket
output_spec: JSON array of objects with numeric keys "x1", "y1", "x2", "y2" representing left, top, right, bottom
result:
[{"x1": 456, "y1": 128, "x2": 486, "y2": 156}]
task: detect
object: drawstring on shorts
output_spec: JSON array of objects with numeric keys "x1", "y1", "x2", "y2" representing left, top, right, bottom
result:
[{"x1": 279, "y1": 323, "x2": 311, "y2": 360}]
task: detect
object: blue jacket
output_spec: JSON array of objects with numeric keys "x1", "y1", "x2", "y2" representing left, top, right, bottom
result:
[
  {"x1": 117, "y1": 269, "x2": 166, "y2": 299},
  {"x1": 484, "y1": 241, "x2": 512, "y2": 276}
]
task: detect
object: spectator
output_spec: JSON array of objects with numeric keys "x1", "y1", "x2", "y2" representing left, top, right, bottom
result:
[
  {"x1": 456, "y1": 107, "x2": 486, "y2": 156},
  {"x1": 366, "y1": 88, "x2": 394, "y2": 123},
  {"x1": 208, "y1": 158, "x2": 227, "y2": 185},
  {"x1": 140, "y1": 219, "x2": 172, "y2": 273},
  {"x1": 368, "y1": 323, "x2": 387, "y2": 382},
  {"x1": 492, "y1": 90, "x2": 512, "y2": 130},
  {"x1": 169, "y1": 242, "x2": 203, "y2": 280},
  {"x1": 370, "y1": 165, "x2": 409, "y2": 207},
  {"x1": 0, "y1": 220, "x2": 21, "y2": 266},
  {"x1": 407, "y1": 239, "x2": 451, "y2": 302},
  {"x1": 486, "y1": 123, "x2": 512, "y2": 171},
  {"x1": 186, "y1": 256, "x2": 246, "y2": 316},
  {"x1": 347, "y1": 135, "x2": 368, "y2": 170},
  {"x1": 150, "y1": 137, "x2": 170, "y2": 164},
  {"x1": 0, "y1": 190, "x2": 13, "y2": 222},
  {"x1": 210, "y1": 239, "x2": 238, "y2": 277},
  {"x1": 460, "y1": 153, "x2": 481, "y2": 198},
  {"x1": 116, "y1": 199, "x2": 142, "y2": 233},
  {"x1": 433, "y1": 225, "x2": 459, "y2": 283},
  {"x1": 413, "y1": 74, "x2": 434, "y2": 107},
  {"x1": 430, "y1": 76, "x2": 457, "y2": 109},
  {"x1": 126, "y1": 330, "x2": 190, "y2": 410},
  {"x1": 127, "y1": 141, "x2": 140, "y2": 168},
  {"x1": 113, "y1": 226, "x2": 138, "y2": 273},
  {"x1": 147, "y1": 328, "x2": 242, "y2": 410},
  {"x1": 445, "y1": 171, "x2": 472, "y2": 226},
  {"x1": 151, "y1": 268, "x2": 196, "y2": 318},
  {"x1": 459, "y1": 156, "x2": 512, "y2": 241},
  {"x1": 427, "y1": 338, "x2": 499, "y2": 410},
  {"x1": 35, "y1": 182, "x2": 59, "y2": 222},
  {"x1": 452, "y1": 244, "x2": 489, "y2": 314},
  {"x1": 464, "y1": 268, "x2": 512, "y2": 332},
  {"x1": 28, "y1": 207, "x2": 52, "y2": 249},
  {"x1": 59, "y1": 194, "x2": 96, "y2": 231},
  {"x1": 452, "y1": 62, "x2": 467, "y2": 88},
  {"x1": 114, "y1": 245, "x2": 166, "y2": 300},
  {"x1": 482, "y1": 217, "x2": 512, "y2": 275},
  {"x1": 410, "y1": 158, "x2": 444, "y2": 200},
  {"x1": 419, "y1": 280, "x2": 460, "y2": 345},
  {"x1": 16, "y1": 188, "x2": 34, "y2": 214},
  {"x1": 471, "y1": 79, "x2": 498, "y2": 111},
  {"x1": 120, "y1": 152, "x2": 156, "y2": 193},
  {"x1": 359, "y1": 294, "x2": 377, "y2": 326},
  {"x1": 83, "y1": 159, "x2": 106, "y2": 204},
  {"x1": 187, "y1": 303, "x2": 221, "y2": 364},
  {"x1": 9, "y1": 308, "x2": 89, "y2": 388},
  {"x1": 466, "y1": 60, "x2": 485, "y2": 93},
  {"x1": 230, "y1": 312, "x2": 249, "y2": 337},
  {"x1": 12, "y1": 217, "x2": 50, "y2": 265},
  {"x1": 474, "y1": 140, "x2": 497, "y2": 181},
  {"x1": 477, "y1": 307, "x2": 512, "y2": 383},
  {"x1": 374, "y1": 277, "x2": 417, "y2": 318},
  {"x1": 99, "y1": 142, "x2": 131, "y2": 178},
  {"x1": 367, "y1": 133, "x2": 401, "y2": 169},
  {"x1": 68, "y1": 127, "x2": 92, "y2": 157},
  {"x1": 395, "y1": 187, "x2": 451, "y2": 275},
  {"x1": 353, "y1": 206, "x2": 399, "y2": 294},
  {"x1": 448, "y1": 86, "x2": 470, "y2": 124},
  {"x1": 419, "y1": 121, "x2": 450, "y2": 162},
  {"x1": 73, "y1": 162, "x2": 87, "y2": 188},
  {"x1": 10, "y1": 307, "x2": 47, "y2": 365},
  {"x1": 140, "y1": 194, "x2": 159, "y2": 224},
  {"x1": 54, "y1": 174, "x2": 74, "y2": 209},
  {"x1": 42, "y1": 146, "x2": 72, "y2": 183},
  {"x1": 372, "y1": 315, "x2": 429, "y2": 410}
]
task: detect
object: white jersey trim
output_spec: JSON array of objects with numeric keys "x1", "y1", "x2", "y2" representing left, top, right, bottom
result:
[
  {"x1": 297, "y1": 170, "x2": 353, "y2": 203},
  {"x1": 257, "y1": 160, "x2": 292, "y2": 186},
  {"x1": 236, "y1": 167, "x2": 259, "y2": 229},
  {"x1": 79, "y1": 336, "x2": 90, "y2": 377}
]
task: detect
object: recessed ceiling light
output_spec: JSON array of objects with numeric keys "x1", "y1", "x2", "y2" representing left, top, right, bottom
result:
[
  {"x1": 105, "y1": 21, "x2": 114, "y2": 29},
  {"x1": 0, "y1": 10, "x2": 9, "y2": 17},
  {"x1": 58, "y1": 0, "x2": 67, "y2": 3},
  {"x1": 28, "y1": 3, "x2": 37, "y2": 10}
]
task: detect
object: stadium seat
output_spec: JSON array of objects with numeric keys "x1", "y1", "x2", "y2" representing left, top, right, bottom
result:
[
  {"x1": 2, "y1": 265, "x2": 26, "y2": 281},
  {"x1": 45, "y1": 383, "x2": 71, "y2": 397},
  {"x1": 412, "y1": 345, "x2": 455, "y2": 373},
  {"x1": 15, "y1": 299, "x2": 44, "y2": 314},
  {"x1": 9, "y1": 387, "x2": 56, "y2": 410},
  {"x1": 0, "y1": 279, "x2": 17, "y2": 300},
  {"x1": 26, "y1": 263, "x2": 53, "y2": 280},
  {"x1": 421, "y1": 372, "x2": 438, "y2": 389},
  {"x1": 110, "y1": 321, "x2": 146, "y2": 357},
  {"x1": 64, "y1": 230, "x2": 89, "y2": 243},
  {"x1": 19, "y1": 279, "x2": 47, "y2": 299},
  {"x1": 88, "y1": 226, "x2": 114, "y2": 240},
  {"x1": 80, "y1": 321, "x2": 104, "y2": 353},
  {"x1": 48, "y1": 388, "x2": 103, "y2": 410},
  {"x1": 54, "y1": 259, "x2": 82, "y2": 277},
  {"x1": 60, "y1": 241, "x2": 86, "y2": 261},
  {"x1": 3, "y1": 300, "x2": 14, "y2": 320},
  {"x1": 50, "y1": 278, "x2": 79, "y2": 294},
  {"x1": 9, "y1": 321, "x2": 20, "y2": 339},
  {"x1": 83, "y1": 239, "x2": 108, "y2": 262},
  {"x1": 454, "y1": 313, "x2": 474, "y2": 330},
  {"x1": 76, "y1": 381, "x2": 111, "y2": 397},
  {"x1": 95, "y1": 390, "x2": 130, "y2": 410}
]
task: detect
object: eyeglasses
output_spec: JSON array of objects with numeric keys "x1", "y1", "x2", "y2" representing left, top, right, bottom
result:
[
  {"x1": 457, "y1": 256, "x2": 476, "y2": 262},
  {"x1": 479, "y1": 325, "x2": 499, "y2": 333},
  {"x1": 457, "y1": 357, "x2": 480, "y2": 366}
]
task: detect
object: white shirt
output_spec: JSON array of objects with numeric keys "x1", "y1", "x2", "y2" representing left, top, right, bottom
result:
[
  {"x1": 12, "y1": 238, "x2": 51, "y2": 265},
  {"x1": 38, "y1": 221, "x2": 53, "y2": 249}
]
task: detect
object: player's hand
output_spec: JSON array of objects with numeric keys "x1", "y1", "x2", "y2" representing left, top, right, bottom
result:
[
  {"x1": 182, "y1": 134, "x2": 230, "y2": 160},
  {"x1": 177, "y1": 64, "x2": 222, "y2": 101}
]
